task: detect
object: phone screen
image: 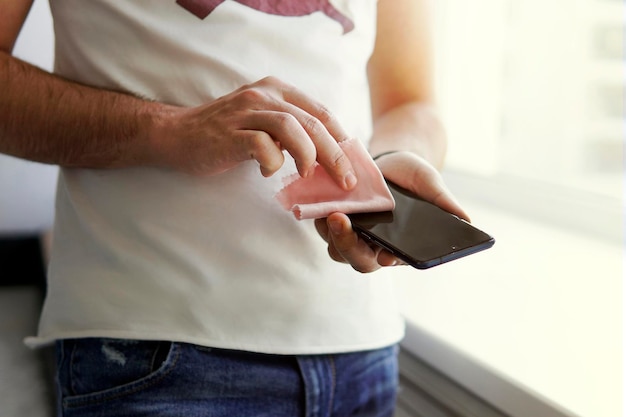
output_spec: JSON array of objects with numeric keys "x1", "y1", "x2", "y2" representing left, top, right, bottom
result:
[{"x1": 348, "y1": 181, "x2": 495, "y2": 269}]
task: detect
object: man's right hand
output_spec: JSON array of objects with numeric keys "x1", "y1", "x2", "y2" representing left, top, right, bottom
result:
[
  {"x1": 1, "y1": 1, "x2": 356, "y2": 190},
  {"x1": 150, "y1": 76, "x2": 357, "y2": 190}
]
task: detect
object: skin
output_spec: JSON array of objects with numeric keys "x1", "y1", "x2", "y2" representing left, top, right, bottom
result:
[
  {"x1": 0, "y1": 3, "x2": 357, "y2": 188},
  {"x1": 314, "y1": 0, "x2": 470, "y2": 272},
  {"x1": 0, "y1": 0, "x2": 467, "y2": 274}
]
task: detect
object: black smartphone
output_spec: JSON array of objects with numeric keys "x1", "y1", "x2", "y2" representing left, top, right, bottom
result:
[{"x1": 348, "y1": 181, "x2": 495, "y2": 269}]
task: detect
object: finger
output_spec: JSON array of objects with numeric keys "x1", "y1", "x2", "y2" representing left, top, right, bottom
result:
[
  {"x1": 429, "y1": 185, "x2": 471, "y2": 222},
  {"x1": 377, "y1": 152, "x2": 471, "y2": 221},
  {"x1": 283, "y1": 94, "x2": 350, "y2": 144},
  {"x1": 319, "y1": 216, "x2": 385, "y2": 266},
  {"x1": 237, "y1": 130, "x2": 285, "y2": 177},
  {"x1": 244, "y1": 110, "x2": 317, "y2": 178},
  {"x1": 267, "y1": 100, "x2": 356, "y2": 189},
  {"x1": 415, "y1": 170, "x2": 471, "y2": 222},
  {"x1": 314, "y1": 218, "x2": 331, "y2": 244},
  {"x1": 302, "y1": 114, "x2": 357, "y2": 190},
  {"x1": 262, "y1": 79, "x2": 357, "y2": 189},
  {"x1": 377, "y1": 250, "x2": 402, "y2": 267},
  {"x1": 235, "y1": 92, "x2": 354, "y2": 186},
  {"x1": 315, "y1": 218, "x2": 349, "y2": 263},
  {"x1": 281, "y1": 95, "x2": 357, "y2": 190},
  {"x1": 328, "y1": 243, "x2": 348, "y2": 264},
  {"x1": 327, "y1": 213, "x2": 381, "y2": 273},
  {"x1": 261, "y1": 76, "x2": 352, "y2": 145},
  {"x1": 232, "y1": 78, "x2": 357, "y2": 188}
]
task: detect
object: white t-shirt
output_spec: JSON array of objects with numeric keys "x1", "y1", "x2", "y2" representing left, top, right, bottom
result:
[{"x1": 27, "y1": 0, "x2": 404, "y2": 354}]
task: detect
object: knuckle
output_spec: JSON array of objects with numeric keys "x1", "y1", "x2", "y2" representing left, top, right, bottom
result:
[
  {"x1": 260, "y1": 76, "x2": 292, "y2": 92},
  {"x1": 247, "y1": 133, "x2": 272, "y2": 156},
  {"x1": 274, "y1": 111, "x2": 298, "y2": 127},
  {"x1": 246, "y1": 133, "x2": 283, "y2": 172},
  {"x1": 237, "y1": 88, "x2": 267, "y2": 105},
  {"x1": 329, "y1": 148, "x2": 349, "y2": 170},
  {"x1": 302, "y1": 116, "x2": 325, "y2": 136},
  {"x1": 260, "y1": 75, "x2": 280, "y2": 85},
  {"x1": 314, "y1": 104, "x2": 335, "y2": 125}
]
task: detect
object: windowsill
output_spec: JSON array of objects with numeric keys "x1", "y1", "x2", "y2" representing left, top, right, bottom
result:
[{"x1": 392, "y1": 197, "x2": 622, "y2": 417}]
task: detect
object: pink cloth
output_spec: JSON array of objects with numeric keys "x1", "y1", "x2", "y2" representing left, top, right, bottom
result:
[{"x1": 276, "y1": 139, "x2": 395, "y2": 220}]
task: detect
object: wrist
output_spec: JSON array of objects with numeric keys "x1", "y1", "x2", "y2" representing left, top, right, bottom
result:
[
  {"x1": 141, "y1": 102, "x2": 182, "y2": 169},
  {"x1": 369, "y1": 102, "x2": 447, "y2": 170}
]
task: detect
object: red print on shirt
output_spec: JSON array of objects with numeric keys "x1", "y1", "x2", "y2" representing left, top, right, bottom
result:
[{"x1": 176, "y1": 0, "x2": 354, "y2": 34}]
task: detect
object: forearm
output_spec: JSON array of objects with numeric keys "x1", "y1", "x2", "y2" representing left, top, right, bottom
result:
[
  {"x1": 368, "y1": 101, "x2": 447, "y2": 170},
  {"x1": 366, "y1": 0, "x2": 446, "y2": 169},
  {"x1": 0, "y1": 52, "x2": 172, "y2": 168}
]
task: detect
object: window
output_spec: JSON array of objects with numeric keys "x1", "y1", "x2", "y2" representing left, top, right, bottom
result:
[{"x1": 432, "y1": 0, "x2": 623, "y2": 242}]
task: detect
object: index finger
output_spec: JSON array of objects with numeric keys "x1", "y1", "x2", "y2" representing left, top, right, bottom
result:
[
  {"x1": 276, "y1": 83, "x2": 358, "y2": 190},
  {"x1": 295, "y1": 109, "x2": 357, "y2": 190}
]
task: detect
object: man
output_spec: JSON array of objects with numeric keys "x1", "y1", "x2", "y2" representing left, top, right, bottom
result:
[{"x1": 1, "y1": 0, "x2": 467, "y2": 415}]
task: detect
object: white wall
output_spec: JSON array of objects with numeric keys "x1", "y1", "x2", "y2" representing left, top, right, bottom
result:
[{"x1": 0, "y1": 0, "x2": 57, "y2": 234}]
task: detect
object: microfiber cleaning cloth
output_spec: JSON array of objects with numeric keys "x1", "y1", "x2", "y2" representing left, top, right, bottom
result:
[{"x1": 276, "y1": 139, "x2": 395, "y2": 220}]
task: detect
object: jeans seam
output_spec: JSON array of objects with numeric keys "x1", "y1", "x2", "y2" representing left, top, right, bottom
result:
[
  {"x1": 55, "y1": 340, "x2": 66, "y2": 416},
  {"x1": 62, "y1": 342, "x2": 181, "y2": 409},
  {"x1": 68, "y1": 341, "x2": 79, "y2": 396},
  {"x1": 328, "y1": 355, "x2": 336, "y2": 417}
]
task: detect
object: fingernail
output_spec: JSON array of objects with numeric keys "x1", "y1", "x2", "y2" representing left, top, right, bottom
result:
[
  {"x1": 329, "y1": 219, "x2": 342, "y2": 235},
  {"x1": 344, "y1": 172, "x2": 357, "y2": 189}
]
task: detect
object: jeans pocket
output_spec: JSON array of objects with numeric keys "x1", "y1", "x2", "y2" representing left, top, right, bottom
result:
[{"x1": 57, "y1": 338, "x2": 176, "y2": 406}]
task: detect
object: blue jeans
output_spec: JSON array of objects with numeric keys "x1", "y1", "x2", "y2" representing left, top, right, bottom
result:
[{"x1": 55, "y1": 338, "x2": 398, "y2": 417}]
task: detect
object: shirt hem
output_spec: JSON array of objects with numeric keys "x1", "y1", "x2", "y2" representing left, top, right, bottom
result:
[{"x1": 24, "y1": 326, "x2": 406, "y2": 355}]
